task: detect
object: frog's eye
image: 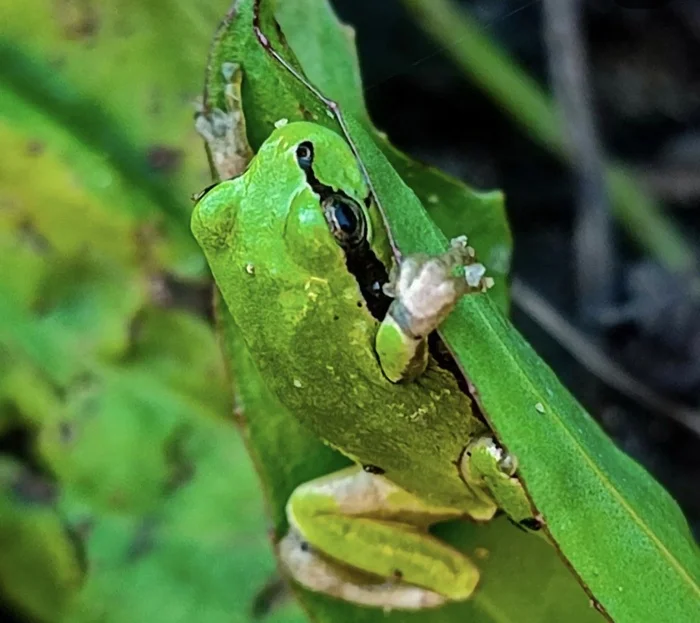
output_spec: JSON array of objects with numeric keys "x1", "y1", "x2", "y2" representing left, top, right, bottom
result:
[
  {"x1": 322, "y1": 194, "x2": 367, "y2": 249},
  {"x1": 295, "y1": 142, "x2": 314, "y2": 170}
]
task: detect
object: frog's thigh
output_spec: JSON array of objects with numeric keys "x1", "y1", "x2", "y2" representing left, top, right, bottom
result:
[
  {"x1": 460, "y1": 436, "x2": 542, "y2": 531},
  {"x1": 281, "y1": 465, "x2": 480, "y2": 606}
]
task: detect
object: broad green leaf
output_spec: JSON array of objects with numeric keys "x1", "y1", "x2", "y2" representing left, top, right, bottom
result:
[
  {"x1": 0, "y1": 0, "x2": 237, "y2": 277},
  {"x1": 0, "y1": 2, "x2": 305, "y2": 621},
  {"x1": 56, "y1": 400, "x2": 283, "y2": 623},
  {"x1": 201, "y1": 1, "x2": 604, "y2": 621},
  {"x1": 234, "y1": 4, "x2": 700, "y2": 621},
  {"x1": 0, "y1": 390, "x2": 290, "y2": 623},
  {"x1": 0, "y1": 194, "x2": 147, "y2": 384},
  {"x1": 126, "y1": 308, "x2": 231, "y2": 419},
  {"x1": 0, "y1": 290, "x2": 298, "y2": 623},
  {"x1": 0, "y1": 457, "x2": 83, "y2": 622}
]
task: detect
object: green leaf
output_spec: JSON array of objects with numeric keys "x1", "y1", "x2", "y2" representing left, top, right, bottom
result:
[
  {"x1": 0, "y1": 0, "x2": 234, "y2": 277},
  {"x1": 201, "y1": 1, "x2": 609, "y2": 621},
  {"x1": 0, "y1": 457, "x2": 83, "y2": 622},
  {"x1": 0, "y1": 290, "x2": 300, "y2": 623},
  {"x1": 57, "y1": 407, "x2": 287, "y2": 623}
]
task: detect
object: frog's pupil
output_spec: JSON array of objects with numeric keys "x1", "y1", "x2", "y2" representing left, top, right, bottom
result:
[
  {"x1": 322, "y1": 194, "x2": 365, "y2": 247},
  {"x1": 335, "y1": 202, "x2": 358, "y2": 233}
]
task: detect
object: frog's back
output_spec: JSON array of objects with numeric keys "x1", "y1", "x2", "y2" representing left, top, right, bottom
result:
[{"x1": 243, "y1": 275, "x2": 491, "y2": 513}]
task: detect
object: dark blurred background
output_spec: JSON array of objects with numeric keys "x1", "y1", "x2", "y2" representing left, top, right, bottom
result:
[{"x1": 333, "y1": 0, "x2": 700, "y2": 535}]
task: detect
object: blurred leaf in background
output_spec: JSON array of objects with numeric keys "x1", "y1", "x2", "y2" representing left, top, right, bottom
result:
[{"x1": 0, "y1": 1, "x2": 304, "y2": 621}]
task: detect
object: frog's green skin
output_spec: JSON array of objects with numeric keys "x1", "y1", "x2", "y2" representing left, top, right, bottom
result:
[{"x1": 192, "y1": 122, "x2": 535, "y2": 610}]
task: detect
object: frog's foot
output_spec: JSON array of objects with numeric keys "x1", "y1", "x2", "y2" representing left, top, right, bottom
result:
[
  {"x1": 460, "y1": 436, "x2": 545, "y2": 535},
  {"x1": 279, "y1": 528, "x2": 447, "y2": 610},
  {"x1": 377, "y1": 237, "x2": 493, "y2": 383},
  {"x1": 279, "y1": 465, "x2": 480, "y2": 610},
  {"x1": 194, "y1": 62, "x2": 253, "y2": 180},
  {"x1": 383, "y1": 236, "x2": 492, "y2": 339}
]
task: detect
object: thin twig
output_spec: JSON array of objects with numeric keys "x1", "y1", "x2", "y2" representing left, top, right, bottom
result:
[
  {"x1": 542, "y1": 0, "x2": 615, "y2": 328},
  {"x1": 511, "y1": 278, "x2": 700, "y2": 438}
]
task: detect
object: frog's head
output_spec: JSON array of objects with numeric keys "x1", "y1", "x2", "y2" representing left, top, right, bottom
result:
[{"x1": 191, "y1": 122, "x2": 395, "y2": 391}]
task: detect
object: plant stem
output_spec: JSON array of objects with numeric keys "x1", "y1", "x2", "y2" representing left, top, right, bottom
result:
[
  {"x1": 400, "y1": 0, "x2": 698, "y2": 275},
  {"x1": 542, "y1": 0, "x2": 615, "y2": 330}
]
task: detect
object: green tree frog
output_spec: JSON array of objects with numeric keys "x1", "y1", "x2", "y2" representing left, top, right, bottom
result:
[{"x1": 191, "y1": 121, "x2": 539, "y2": 610}]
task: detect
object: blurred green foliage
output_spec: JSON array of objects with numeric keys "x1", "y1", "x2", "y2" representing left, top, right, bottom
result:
[{"x1": 0, "y1": 1, "x2": 304, "y2": 621}]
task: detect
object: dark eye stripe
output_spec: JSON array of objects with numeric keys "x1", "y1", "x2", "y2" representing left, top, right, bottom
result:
[{"x1": 293, "y1": 137, "x2": 390, "y2": 320}]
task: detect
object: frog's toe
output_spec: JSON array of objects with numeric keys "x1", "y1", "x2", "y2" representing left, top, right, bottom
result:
[
  {"x1": 461, "y1": 436, "x2": 545, "y2": 530},
  {"x1": 463, "y1": 436, "x2": 517, "y2": 478}
]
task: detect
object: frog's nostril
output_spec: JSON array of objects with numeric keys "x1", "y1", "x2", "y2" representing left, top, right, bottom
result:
[{"x1": 191, "y1": 182, "x2": 219, "y2": 203}]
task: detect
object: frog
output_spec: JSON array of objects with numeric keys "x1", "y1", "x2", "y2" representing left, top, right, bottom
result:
[{"x1": 191, "y1": 120, "x2": 540, "y2": 611}]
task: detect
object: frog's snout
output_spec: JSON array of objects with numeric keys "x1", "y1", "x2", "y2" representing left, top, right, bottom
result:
[{"x1": 190, "y1": 186, "x2": 237, "y2": 250}]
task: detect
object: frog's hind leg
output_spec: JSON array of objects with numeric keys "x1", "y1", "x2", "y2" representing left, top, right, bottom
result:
[
  {"x1": 279, "y1": 465, "x2": 480, "y2": 609},
  {"x1": 279, "y1": 527, "x2": 447, "y2": 610},
  {"x1": 460, "y1": 436, "x2": 545, "y2": 535}
]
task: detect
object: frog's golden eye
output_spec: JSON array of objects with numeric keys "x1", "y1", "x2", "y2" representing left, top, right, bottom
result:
[{"x1": 322, "y1": 194, "x2": 367, "y2": 249}]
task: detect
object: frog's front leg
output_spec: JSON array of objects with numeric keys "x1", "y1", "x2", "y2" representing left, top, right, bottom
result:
[
  {"x1": 278, "y1": 466, "x2": 480, "y2": 610},
  {"x1": 376, "y1": 236, "x2": 492, "y2": 383},
  {"x1": 194, "y1": 62, "x2": 254, "y2": 180}
]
